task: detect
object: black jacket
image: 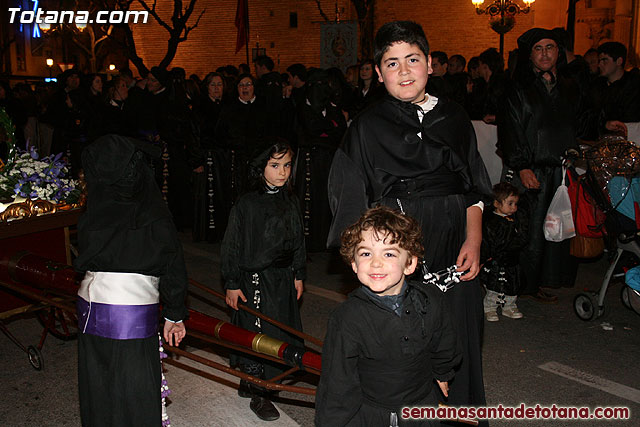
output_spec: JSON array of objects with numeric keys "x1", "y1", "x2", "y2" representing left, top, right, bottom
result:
[
  {"x1": 315, "y1": 280, "x2": 460, "y2": 426},
  {"x1": 590, "y1": 72, "x2": 640, "y2": 126},
  {"x1": 480, "y1": 210, "x2": 529, "y2": 295},
  {"x1": 498, "y1": 72, "x2": 588, "y2": 171}
]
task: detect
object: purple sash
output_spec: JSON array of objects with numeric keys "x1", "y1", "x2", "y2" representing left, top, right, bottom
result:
[{"x1": 77, "y1": 297, "x2": 158, "y2": 340}]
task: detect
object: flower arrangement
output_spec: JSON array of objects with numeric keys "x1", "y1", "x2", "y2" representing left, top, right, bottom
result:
[
  {"x1": 0, "y1": 147, "x2": 81, "y2": 204},
  {"x1": 1, "y1": 106, "x2": 81, "y2": 207}
]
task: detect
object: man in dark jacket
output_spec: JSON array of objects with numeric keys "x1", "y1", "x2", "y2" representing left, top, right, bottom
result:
[
  {"x1": 498, "y1": 28, "x2": 589, "y2": 302},
  {"x1": 591, "y1": 42, "x2": 640, "y2": 136}
]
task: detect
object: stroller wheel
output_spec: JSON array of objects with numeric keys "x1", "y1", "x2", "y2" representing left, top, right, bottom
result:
[
  {"x1": 574, "y1": 293, "x2": 596, "y2": 321},
  {"x1": 622, "y1": 286, "x2": 632, "y2": 309},
  {"x1": 622, "y1": 286, "x2": 640, "y2": 315}
]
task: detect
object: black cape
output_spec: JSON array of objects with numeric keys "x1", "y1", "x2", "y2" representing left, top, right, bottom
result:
[
  {"x1": 327, "y1": 94, "x2": 492, "y2": 411},
  {"x1": 74, "y1": 134, "x2": 188, "y2": 321},
  {"x1": 193, "y1": 95, "x2": 230, "y2": 241},
  {"x1": 315, "y1": 281, "x2": 460, "y2": 426},
  {"x1": 327, "y1": 94, "x2": 492, "y2": 248}
]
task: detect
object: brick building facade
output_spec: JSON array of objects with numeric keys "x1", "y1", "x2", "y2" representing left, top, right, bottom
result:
[
  {"x1": 2, "y1": 0, "x2": 638, "y2": 77},
  {"x1": 129, "y1": 0, "x2": 638, "y2": 77}
]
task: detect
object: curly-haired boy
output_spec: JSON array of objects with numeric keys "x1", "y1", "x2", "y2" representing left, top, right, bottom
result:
[{"x1": 315, "y1": 206, "x2": 461, "y2": 426}]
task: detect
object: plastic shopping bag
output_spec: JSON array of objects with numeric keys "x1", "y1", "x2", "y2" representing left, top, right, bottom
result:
[{"x1": 544, "y1": 168, "x2": 576, "y2": 242}]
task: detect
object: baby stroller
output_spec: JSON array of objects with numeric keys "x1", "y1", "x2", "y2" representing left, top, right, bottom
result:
[{"x1": 572, "y1": 136, "x2": 640, "y2": 321}]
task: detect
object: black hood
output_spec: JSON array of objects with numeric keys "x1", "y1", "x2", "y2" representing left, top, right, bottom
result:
[{"x1": 79, "y1": 134, "x2": 170, "y2": 231}]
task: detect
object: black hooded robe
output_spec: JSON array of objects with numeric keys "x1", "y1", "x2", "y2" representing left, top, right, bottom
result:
[
  {"x1": 74, "y1": 135, "x2": 188, "y2": 427},
  {"x1": 327, "y1": 94, "x2": 492, "y2": 410}
]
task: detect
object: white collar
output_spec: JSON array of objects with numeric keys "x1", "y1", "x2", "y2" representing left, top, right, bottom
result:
[
  {"x1": 416, "y1": 94, "x2": 438, "y2": 124},
  {"x1": 416, "y1": 93, "x2": 438, "y2": 112},
  {"x1": 239, "y1": 96, "x2": 256, "y2": 104}
]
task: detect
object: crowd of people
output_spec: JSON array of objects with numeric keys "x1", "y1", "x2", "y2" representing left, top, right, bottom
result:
[
  {"x1": 0, "y1": 28, "x2": 637, "y2": 254},
  {"x1": 1, "y1": 19, "x2": 639, "y2": 425}
]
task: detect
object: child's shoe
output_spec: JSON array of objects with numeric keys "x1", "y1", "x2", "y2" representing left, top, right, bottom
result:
[
  {"x1": 250, "y1": 396, "x2": 280, "y2": 421},
  {"x1": 502, "y1": 307, "x2": 523, "y2": 319},
  {"x1": 485, "y1": 311, "x2": 499, "y2": 322}
]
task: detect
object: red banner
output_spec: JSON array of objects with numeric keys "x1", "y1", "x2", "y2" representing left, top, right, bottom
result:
[{"x1": 235, "y1": 0, "x2": 248, "y2": 54}]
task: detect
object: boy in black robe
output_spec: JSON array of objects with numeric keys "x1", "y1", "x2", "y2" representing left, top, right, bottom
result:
[
  {"x1": 327, "y1": 21, "x2": 492, "y2": 412},
  {"x1": 316, "y1": 206, "x2": 460, "y2": 426}
]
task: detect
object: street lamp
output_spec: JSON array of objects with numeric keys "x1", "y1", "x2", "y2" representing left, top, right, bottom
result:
[
  {"x1": 109, "y1": 64, "x2": 116, "y2": 71},
  {"x1": 39, "y1": 22, "x2": 52, "y2": 33},
  {"x1": 46, "y1": 57, "x2": 54, "y2": 78},
  {"x1": 472, "y1": 0, "x2": 535, "y2": 55}
]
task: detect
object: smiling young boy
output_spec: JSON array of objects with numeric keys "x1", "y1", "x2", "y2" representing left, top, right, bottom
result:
[{"x1": 315, "y1": 206, "x2": 460, "y2": 426}]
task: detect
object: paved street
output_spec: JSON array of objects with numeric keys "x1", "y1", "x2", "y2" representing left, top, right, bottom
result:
[{"x1": 1, "y1": 234, "x2": 639, "y2": 426}]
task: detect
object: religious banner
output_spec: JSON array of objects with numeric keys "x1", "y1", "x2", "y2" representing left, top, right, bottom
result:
[{"x1": 320, "y1": 21, "x2": 358, "y2": 72}]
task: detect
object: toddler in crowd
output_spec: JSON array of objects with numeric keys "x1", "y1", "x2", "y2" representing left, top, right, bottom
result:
[{"x1": 480, "y1": 182, "x2": 528, "y2": 321}]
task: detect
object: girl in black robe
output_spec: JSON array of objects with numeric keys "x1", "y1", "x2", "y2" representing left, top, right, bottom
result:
[{"x1": 222, "y1": 140, "x2": 306, "y2": 421}]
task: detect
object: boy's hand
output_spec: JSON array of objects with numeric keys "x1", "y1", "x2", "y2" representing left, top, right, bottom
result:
[
  {"x1": 294, "y1": 279, "x2": 304, "y2": 300},
  {"x1": 226, "y1": 289, "x2": 247, "y2": 310},
  {"x1": 437, "y1": 380, "x2": 449, "y2": 397},
  {"x1": 163, "y1": 320, "x2": 186, "y2": 347},
  {"x1": 457, "y1": 238, "x2": 480, "y2": 281}
]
